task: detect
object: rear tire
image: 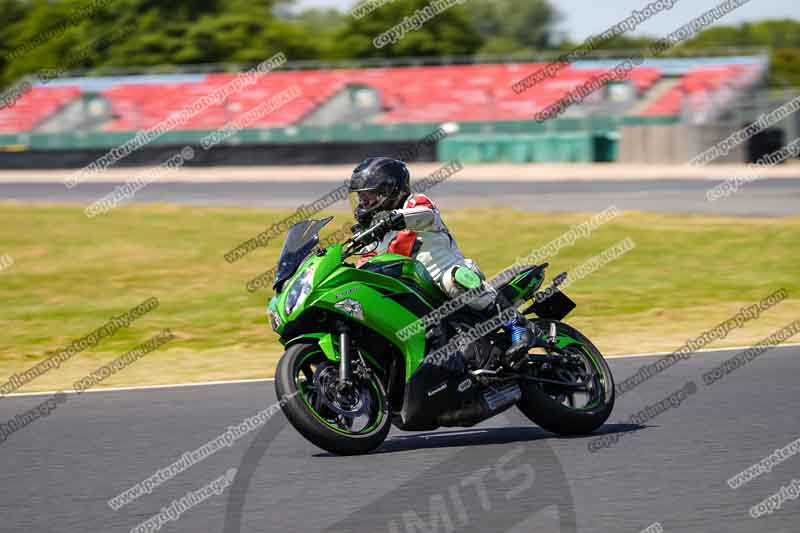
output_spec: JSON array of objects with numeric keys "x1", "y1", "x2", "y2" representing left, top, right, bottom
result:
[
  {"x1": 275, "y1": 341, "x2": 391, "y2": 455},
  {"x1": 517, "y1": 322, "x2": 614, "y2": 435}
]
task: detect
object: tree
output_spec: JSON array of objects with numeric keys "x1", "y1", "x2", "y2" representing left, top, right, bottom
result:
[
  {"x1": 471, "y1": 0, "x2": 561, "y2": 54},
  {"x1": 332, "y1": 0, "x2": 483, "y2": 59},
  {"x1": 682, "y1": 20, "x2": 800, "y2": 87},
  {"x1": 0, "y1": 0, "x2": 317, "y2": 86},
  {"x1": 563, "y1": 34, "x2": 657, "y2": 51},
  {"x1": 280, "y1": 7, "x2": 348, "y2": 59},
  {"x1": 0, "y1": 1, "x2": 797, "y2": 90},
  {"x1": 682, "y1": 19, "x2": 800, "y2": 50},
  {"x1": 0, "y1": 0, "x2": 33, "y2": 86}
]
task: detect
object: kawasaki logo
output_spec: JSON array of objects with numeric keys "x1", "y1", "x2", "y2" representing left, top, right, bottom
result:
[{"x1": 335, "y1": 287, "x2": 357, "y2": 299}]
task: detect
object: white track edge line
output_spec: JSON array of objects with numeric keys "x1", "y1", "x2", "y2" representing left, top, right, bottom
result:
[{"x1": 3, "y1": 342, "x2": 800, "y2": 399}]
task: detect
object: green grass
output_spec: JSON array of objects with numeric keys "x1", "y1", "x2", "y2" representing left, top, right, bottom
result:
[{"x1": 1, "y1": 203, "x2": 798, "y2": 392}]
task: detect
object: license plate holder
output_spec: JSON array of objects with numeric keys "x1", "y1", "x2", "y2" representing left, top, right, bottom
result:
[{"x1": 527, "y1": 290, "x2": 576, "y2": 320}]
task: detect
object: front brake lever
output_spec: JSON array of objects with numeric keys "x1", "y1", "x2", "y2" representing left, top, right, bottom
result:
[{"x1": 345, "y1": 219, "x2": 390, "y2": 258}]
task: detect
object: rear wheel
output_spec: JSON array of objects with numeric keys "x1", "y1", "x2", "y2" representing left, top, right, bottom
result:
[
  {"x1": 275, "y1": 342, "x2": 391, "y2": 455},
  {"x1": 517, "y1": 322, "x2": 614, "y2": 435}
]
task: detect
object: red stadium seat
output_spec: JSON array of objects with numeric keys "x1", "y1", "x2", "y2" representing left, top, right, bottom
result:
[
  {"x1": 0, "y1": 61, "x2": 766, "y2": 131},
  {"x1": 639, "y1": 64, "x2": 758, "y2": 117},
  {"x1": 0, "y1": 86, "x2": 81, "y2": 133}
]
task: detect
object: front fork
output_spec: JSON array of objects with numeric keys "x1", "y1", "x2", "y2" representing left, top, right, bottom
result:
[
  {"x1": 336, "y1": 325, "x2": 377, "y2": 390},
  {"x1": 339, "y1": 328, "x2": 352, "y2": 384}
]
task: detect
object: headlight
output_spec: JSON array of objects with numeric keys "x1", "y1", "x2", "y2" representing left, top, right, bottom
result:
[
  {"x1": 284, "y1": 264, "x2": 317, "y2": 316},
  {"x1": 267, "y1": 296, "x2": 281, "y2": 332}
]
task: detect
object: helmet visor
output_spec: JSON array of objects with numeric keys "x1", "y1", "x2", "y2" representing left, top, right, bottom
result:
[{"x1": 349, "y1": 190, "x2": 390, "y2": 220}]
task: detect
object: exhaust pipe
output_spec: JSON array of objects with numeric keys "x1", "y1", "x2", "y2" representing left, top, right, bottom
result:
[{"x1": 437, "y1": 382, "x2": 522, "y2": 427}]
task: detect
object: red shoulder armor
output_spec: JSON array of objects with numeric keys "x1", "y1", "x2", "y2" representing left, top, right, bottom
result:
[{"x1": 405, "y1": 194, "x2": 434, "y2": 209}]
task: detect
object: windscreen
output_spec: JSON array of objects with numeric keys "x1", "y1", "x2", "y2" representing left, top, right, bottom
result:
[{"x1": 273, "y1": 216, "x2": 334, "y2": 291}]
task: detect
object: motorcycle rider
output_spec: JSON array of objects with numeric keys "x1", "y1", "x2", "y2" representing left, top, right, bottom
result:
[{"x1": 347, "y1": 156, "x2": 537, "y2": 368}]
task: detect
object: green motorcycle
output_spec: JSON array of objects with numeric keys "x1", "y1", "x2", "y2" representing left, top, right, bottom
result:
[{"x1": 270, "y1": 216, "x2": 615, "y2": 455}]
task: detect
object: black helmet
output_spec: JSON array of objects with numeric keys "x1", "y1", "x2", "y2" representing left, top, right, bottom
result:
[{"x1": 348, "y1": 157, "x2": 411, "y2": 225}]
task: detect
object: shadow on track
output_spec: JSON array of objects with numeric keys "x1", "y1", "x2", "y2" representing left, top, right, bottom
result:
[
  {"x1": 312, "y1": 423, "x2": 644, "y2": 456},
  {"x1": 316, "y1": 426, "x2": 552, "y2": 456},
  {"x1": 223, "y1": 409, "x2": 639, "y2": 532}
]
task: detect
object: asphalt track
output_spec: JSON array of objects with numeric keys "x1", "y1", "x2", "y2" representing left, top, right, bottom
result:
[
  {"x1": 2, "y1": 178, "x2": 800, "y2": 216},
  {"x1": 2, "y1": 345, "x2": 799, "y2": 533}
]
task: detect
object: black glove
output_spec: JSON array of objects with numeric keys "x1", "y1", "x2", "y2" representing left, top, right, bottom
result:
[{"x1": 373, "y1": 210, "x2": 406, "y2": 232}]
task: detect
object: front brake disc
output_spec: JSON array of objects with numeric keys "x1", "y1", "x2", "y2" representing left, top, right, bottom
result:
[{"x1": 313, "y1": 362, "x2": 372, "y2": 418}]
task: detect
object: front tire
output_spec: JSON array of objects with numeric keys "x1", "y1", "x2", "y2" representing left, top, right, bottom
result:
[
  {"x1": 275, "y1": 341, "x2": 391, "y2": 455},
  {"x1": 517, "y1": 322, "x2": 615, "y2": 435}
]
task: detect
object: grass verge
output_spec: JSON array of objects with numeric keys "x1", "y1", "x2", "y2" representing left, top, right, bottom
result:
[{"x1": 0, "y1": 203, "x2": 798, "y2": 392}]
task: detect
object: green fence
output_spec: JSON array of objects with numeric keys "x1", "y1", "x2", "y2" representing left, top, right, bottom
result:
[
  {"x1": 437, "y1": 133, "x2": 621, "y2": 163},
  {"x1": 0, "y1": 117, "x2": 623, "y2": 148},
  {"x1": 0, "y1": 115, "x2": 678, "y2": 163}
]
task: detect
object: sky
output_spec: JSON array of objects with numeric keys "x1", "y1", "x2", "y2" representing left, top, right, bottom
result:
[{"x1": 294, "y1": 0, "x2": 799, "y2": 41}]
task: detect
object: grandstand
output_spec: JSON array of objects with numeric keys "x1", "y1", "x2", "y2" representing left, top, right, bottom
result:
[
  {"x1": 638, "y1": 63, "x2": 765, "y2": 119},
  {"x1": 0, "y1": 54, "x2": 775, "y2": 166}
]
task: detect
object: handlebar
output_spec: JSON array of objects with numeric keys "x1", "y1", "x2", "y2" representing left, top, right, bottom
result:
[{"x1": 344, "y1": 219, "x2": 391, "y2": 255}]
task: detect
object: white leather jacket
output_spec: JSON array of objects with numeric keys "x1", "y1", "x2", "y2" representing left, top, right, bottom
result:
[
  {"x1": 362, "y1": 194, "x2": 494, "y2": 310},
  {"x1": 370, "y1": 194, "x2": 466, "y2": 281}
]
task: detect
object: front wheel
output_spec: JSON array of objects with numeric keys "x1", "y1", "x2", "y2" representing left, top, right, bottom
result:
[
  {"x1": 517, "y1": 321, "x2": 615, "y2": 435},
  {"x1": 275, "y1": 341, "x2": 391, "y2": 455}
]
